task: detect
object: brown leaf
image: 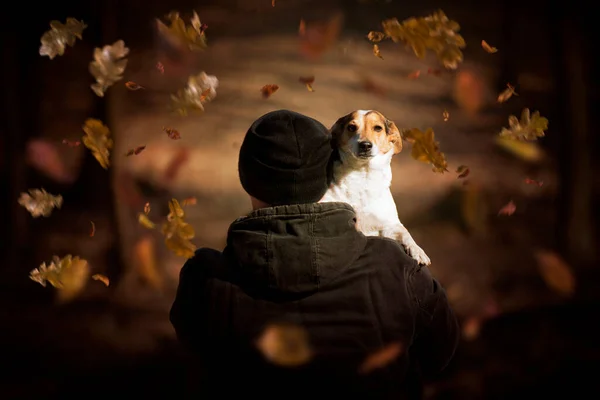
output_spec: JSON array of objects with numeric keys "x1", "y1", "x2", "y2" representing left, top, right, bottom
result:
[
  {"x1": 360, "y1": 74, "x2": 387, "y2": 97},
  {"x1": 144, "y1": 202, "x2": 151, "y2": 214},
  {"x1": 261, "y1": 84, "x2": 279, "y2": 98},
  {"x1": 456, "y1": 165, "x2": 470, "y2": 178},
  {"x1": 255, "y1": 323, "x2": 313, "y2": 367},
  {"x1": 62, "y1": 139, "x2": 81, "y2": 147},
  {"x1": 156, "y1": 62, "x2": 164, "y2": 74},
  {"x1": 89, "y1": 221, "x2": 95, "y2": 237},
  {"x1": 298, "y1": 19, "x2": 306, "y2": 36},
  {"x1": 299, "y1": 13, "x2": 343, "y2": 60},
  {"x1": 427, "y1": 68, "x2": 442, "y2": 76},
  {"x1": 358, "y1": 342, "x2": 404, "y2": 374},
  {"x1": 125, "y1": 81, "x2": 144, "y2": 90},
  {"x1": 82, "y1": 118, "x2": 113, "y2": 169},
  {"x1": 125, "y1": 145, "x2": 147, "y2": 156},
  {"x1": 481, "y1": 40, "x2": 498, "y2": 53},
  {"x1": 524, "y1": 178, "x2": 544, "y2": 187},
  {"x1": 462, "y1": 317, "x2": 481, "y2": 341},
  {"x1": 497, "y1": 200, "x2": 516, "y2": 216},
  {"x1": 533, "y1": 250, "x2": 576, "y2": 297},
  {"x1": 272, "y1": 0, "x2": 276, "y2": 6},
  {"x1": 373, "y1": 44, "x2": 383, "y2": 59},
  {"x1": 442, "y1": 109, "x2": 450, "y2": 122},
  {"x1": 402, "y1": 128, "x2": 449, "y2": 173},
  {"x1": 367, "y1": 31, "x2": 386, "y2": 43},
  {"x1": 91, "y1": 274, "x2": 110, "y2": 286},
  {"x1": 163, "y1": 126, "x2": 181, "y2": 140},
  {"x1": 299, "y1": 76, "x2": 315, "y2": 92},
  {"x1": 181, "y1": 197, "x2": 197, "y2": 206},
  {"x1": 156, "y1": 11, "x2": 208, "y2": 52},
  {"x1": 497, "y1": 83, "x2": 518, "y2": 103},
  {"x1": 407, "y1": 70, "x2": 421, "y2": 79}
]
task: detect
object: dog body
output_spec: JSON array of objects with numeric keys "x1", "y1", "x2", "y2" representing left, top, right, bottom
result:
[{"x1": 321, "y1": 110, "x2": 431, "y2": 265}]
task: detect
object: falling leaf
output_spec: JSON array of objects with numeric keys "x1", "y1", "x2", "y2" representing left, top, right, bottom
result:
[
  {"x1": 367, "y1": 31, "x2": 386, "y2": 43},
  {"x1": 125, "y1": 145, "x2": 147, "y2": 156},
  {"x1": 494, "y1": 136, "x2": 544, "y2": 162},
  {"x1": 92, "y1": 274, "x2": 110, "y2": 286},
  {"x1": 261, "y1": 84, "x2": 279, "y2": 98},
  {"x1": 138, "y1": 213, "x2": 156, "y2": 229},
  {"x1": 62, "y1": 139, "x2": 80, "y2": 147},
  {"x1": 497, "y1": 83, "x2": 518, "y2": 103},
  {"x1": 30, "y1": 255, "x2": 91, "y2": 303},
  {"x1": 89, "y1": 40, "x2": 130, "y2": 97},
  {"x1": 134, "y1": 235, "x2": 163, "y2": 291},
  {"x1": 298, "y1": 19, "x2": 306, "y2": 35},
  {"x1": 39, "y1": 18, "x2": 87, "y2": 59},
  {"x1": 299, "y1": 13, "x2": 343, "y2": 60},
  {"x1": 255, "y1": 323, "x2": 313, "y2": 367},
  {"x1": 181, "y1": 197, "x2": 197, "y2": 206},
  {"x1": 163, "y1": 147, "x2": 189, "y2": 182},
  {"x1": 170, "y1": 71, "x2": 219, "y2": 116},
  {"x1": 163, "y1": 126, "x2": 181, "y2": 140},
  {"x1": 462, "y1": 317, "x2": 481, "y2": 341},
  {"x1": 358, "y1": 342, "x2": 404, "y2": 374},
  {"x1": 481, "y1": 40, "x2": 498, "y2": 53},
  {"x1": 442, "y1": 109, "x2": 450, "y2": 121},
  {"x1": 156, "y1": 11, "x2": 208, "y2": 52},
  {"x1": 402, "y1": 128, "x2": 449, "y2": 173},
  {"x1": 533, "y1": 250, "x2": 576, "y2": 297},
  {"x1": 524, "y1": 178, "x2": 544, "y2": 187},
  {"x1": 144, "y1": 202, "x2": 151, "y2": 214},
  {"x1": 299, "y1": 76, "x2": 315, "y2": 92},
  {"x1": 156, "y1": 62, "x2": 165, "y2": 74},
  {"x1": 162, "y1": 199, "x2": 197, "y2": 258},
  {"x1": 427, "y1": 68, "x2": 442, "y2": 76},
  {"x1": 381, "y1": 10, "x2": 466, "y2": 69},
  {"x1": 499, "y1": 109, "x2": 549, "y2": 141},
  {"x1": 125, "y1": 81, "x2": 144, "y2": 90},
  {"x1": 18, "y1": 188, "x2": 63, "y2": 218},
  {"x1": 498, "y1": 200, "x2": 516, "y2": 216},
  {"x1": 82, "y1": 118, "x2": 113, "y2": 169},
  {"x1": 456, "y1": 165, "x2": 469, "y2": 178},
  {"x1": 373, "y1": 44, "x2": 383, "y2": 59},
  {"x1": 89, "y1": 221, "x2": 95, "y2": 237},
  {"x1": 359, "y1": 74, "x2": 386, "y2": 97},
  {"x1": 272, "y1": 0, "x2": 276, "y2": 6},
  {"x1": 407, "y1": 70, "x2": 421, "y2": 79}
]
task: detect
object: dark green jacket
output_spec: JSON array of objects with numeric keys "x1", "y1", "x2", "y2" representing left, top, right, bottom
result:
[{"x1": 170, "y1": 202, "x2": 459, "y2": 399}]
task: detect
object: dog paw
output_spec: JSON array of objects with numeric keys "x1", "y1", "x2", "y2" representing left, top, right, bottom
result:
[{"x1": 404, "y1": 242, "x2": 431, "y2": 265}]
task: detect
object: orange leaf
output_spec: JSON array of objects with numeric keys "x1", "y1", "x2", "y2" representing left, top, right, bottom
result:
[
  {"x1": 534, "y1": 250, "x2": 576, "y2": 297},
  {"x1": 260, "y1": 84, "x2": 279, "y2": 98},
  {"x1": 89, "y1": 221, "x2": 95, "y2": 237},
  {"x1": 358, "y1": 342, "x2": 404, "y2": 374},
  {"x1": 125, "y1": 81, "x2": 144, "y2": 90},
  {"x1": 498, "y1": 200, "x2": 516, "y2": 216},
  {"x1": 91, "y1": 274, "x2": 110, "y2": 286},
  {"x1": 481, "y1": 40, "x2": 498, "y2": 54}
]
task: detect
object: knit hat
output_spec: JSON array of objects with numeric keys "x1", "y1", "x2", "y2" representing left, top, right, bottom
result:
[{"x1": 238, "y1": 110, "x2": 332, "y2": 206}]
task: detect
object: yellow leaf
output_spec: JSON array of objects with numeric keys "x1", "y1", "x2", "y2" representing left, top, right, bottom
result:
[
  {"x1": 372, "y1": 44, "x2": 383, "y2": 59},
  {"x1": 89, "y1": 40, "x2": 129, "y2": 97},
  {"x1": 162, "y1": 199, "x2": 197, "y2": 258},
  {"x1": 18, "y1": 188, "x2": 63, "y2": 218},
  {"x1": 499, "y1": 108, "x2": 549, "y2": 141},
  {"x1": 138, "y1": 213, "x2": 156, "y2": 229},
  {"x1": 82, "y1": 118, "x2": 113, "y2": 169},
  {"x1": 494, "y1": 136, "x2": 544, "y2": 162},
  {"x1": 170, "y1": 72, "x2": 219, "y2": 116},
  {"x1": 367, "y1": 31, "x2": 386, "y2": 43},
  {"x1": 402, "y1": 128, "x2": 449, "y2": 173},
  {"x1": 481, "y1": 40, "x2": 498, "y2": 53},
  {"x1": 156, "y1": 11, "x2": 208, "y2": 52},
  {"x1": 534, "y1": 250, "x2": 576, "y2": 297},
  {"x1": 358, "y1": 342, "x2": 404, "y2": 374},
  {"x1": 29, "y1": 255, "x2": 91, "y2": 303},
  {"x1": 92, "y1": 274, "x2": 110, "y2": 286},
  {"x1": 497, "y1": 83, "x2": 518, "y2": 103},
  {"x1": 255, "y1": 323, "x2": 313, "y2": 367},
  {"x1": 39, "y1": 18, "x2": 87, "y2": 59},
  {"x1": 134, "y1": 235, "x2": 163, "y2": 291}
]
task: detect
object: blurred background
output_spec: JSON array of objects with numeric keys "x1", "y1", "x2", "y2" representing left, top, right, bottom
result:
[{"x1": 1, "y1": 0, "x2": 599, "y2": 398}]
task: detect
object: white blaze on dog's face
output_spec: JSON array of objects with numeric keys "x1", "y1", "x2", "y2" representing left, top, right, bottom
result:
[{"x1": 331, "y1": 110, "x2": 402, "y2": 162}]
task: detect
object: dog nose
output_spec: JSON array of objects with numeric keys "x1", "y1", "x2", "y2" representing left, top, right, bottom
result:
[{"x1": 358, "y1": 141, "x2": 373, "y2": 152}]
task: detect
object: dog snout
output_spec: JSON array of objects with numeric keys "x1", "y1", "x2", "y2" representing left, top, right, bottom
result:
[{"x1": 358, "y1": 141, "x2": 373, "y2": 153}]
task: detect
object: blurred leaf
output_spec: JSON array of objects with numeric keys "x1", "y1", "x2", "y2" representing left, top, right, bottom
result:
[
  {"x1": 367, "y1": 31, "x2": 386, "y2": 43},
  {"x1": 138, "y1": 213, "x2": 156, "y2": 229},
  {"x1": 163, "y1": 126, "x2": 181, "y2": 140},
  {"x1": 358, "y1": 342, "x2": 404, "y2": 374},
  {"x1": 156, "y1": 62, "x2": 165, "y2": 74},
  {"x1": 407, "y1": 70, "x2": 421, "y2": 79},
  {"x1": 524, "y1": 178, "x2": 544, "y2": 187},
  {"x1": 30, "y1": 255, "x2": 90, "y2": 303},
  {"x1": 460, "y1": 182, "x2": 488, "y2": 235},
  {"x1": 89, "y1": 221, "x2": 95, "y2": 237},
  {"x1": 497, "y1": 83, "x2": 518, "y2": 103},
  {"x1": 125, "y1": 145, "x2": 146, "y2": 156},
  {"x1": 499, "y1": 108, "x2": 549, "y2": 141},
  {"x1": 144, "y1": 202, "x2": 151, "y2": 214},
  {"x1": 442, "y1": 109, "x2": 450, "y2": 122},
  {"x1": 494, "y1": 136, "x2": 544, "y2": 162},
  {"x1": 497, "y1": 200, "x2": 516, "y2": 216},
  {"x1": 82, "y1": 118, "x2": 113, "y2": 169},
  {"x1": 372, "y1": 44, "x2": 383, "y2": 59},
  {"x1": 456, "y1": 165, "x2": 469, "y2": 178},
  {"x1": 134, "y1": 235, "x2": 163, "y2": 291},
  {"x1": 18, "y1": 188, "x2": 63, "y2": 218},
  {"x1": 534, "y1": 250, "x2": 576, "y2": 297},
  {"x1": 181, "y1": 197, "x2": 197, "y2": 206},
  {"x1": 261, "y1": 84, "x2": 279, "y2": 98},
  {"x1": 125, "y1": 81, "x2": 144, "y2": 91},
  {"x1": 170, "y1": 72, "x2": 219, "y2": 116},
  {"x1": 298, "y1": 13, "x2": 343, "y2": 60},
  {"x1": 481, "y1": 40, "x2": 498, "y2": 53},
  {"x1": 402, "y1": 128, "x2": 449, "y2": 173},
  {"x1": 462, "y1": 317, "x2": 481, "y2": 341},
  {"x1": 39, "y1": 18, "x2": 87, "y2": 59},
  {"x1": 89, "y1": 40, "x2": 129, "y2": 97},
  {"x1": 162, "y1": 199, "x2": 197, "y2": 258},
  {"x1": 255, "y1": 323, "x2": 313, "y2": 367},
  {"x1": 299, "y1": 76, "x2": 315, "y2": 92},
  {"x1": 156, "y1": 11, "x2": 208, "y2": 52},
  {"x1": 92, "y1": 274, "x2": 110, "y2": 286},
  {"x1": 62, "y1": 139, "x2": 81, "y2": 147}
]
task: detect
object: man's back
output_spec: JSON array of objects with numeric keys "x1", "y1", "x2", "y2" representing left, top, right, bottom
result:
[{"x1": 170, "y1": 202, "x2": 459, "y2": 399}]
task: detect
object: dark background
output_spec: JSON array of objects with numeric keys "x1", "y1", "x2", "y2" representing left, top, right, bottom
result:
[{"x1": 1, "y1": 0, "x2": 599, "y2": 398}]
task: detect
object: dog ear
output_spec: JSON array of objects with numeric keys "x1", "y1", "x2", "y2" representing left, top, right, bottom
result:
[
  {"x1": 330, "y1": 113, "x2": 353, "y2": 148},
  {"x1": 385, "y1": 119, "x2": 403, "y2": 154}
]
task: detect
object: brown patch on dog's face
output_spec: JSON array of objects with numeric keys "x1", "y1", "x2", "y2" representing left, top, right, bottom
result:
[{"x1": 330, "y1": 110, "x2": 402, "y2": 157}]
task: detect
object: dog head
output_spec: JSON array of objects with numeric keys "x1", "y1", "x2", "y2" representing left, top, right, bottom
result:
[{"x1": 330, "y1": 110, "x2": 402, "y2": 162}]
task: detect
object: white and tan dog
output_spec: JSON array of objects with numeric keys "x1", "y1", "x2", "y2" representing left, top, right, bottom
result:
[{"x1": 321, "y1": 110, "x2": 431, "y2": 265}]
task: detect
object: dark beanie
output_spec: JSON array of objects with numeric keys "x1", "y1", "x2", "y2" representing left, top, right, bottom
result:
[{"x1": 238, "y1": 110, "x2": 332, "y2": 206}]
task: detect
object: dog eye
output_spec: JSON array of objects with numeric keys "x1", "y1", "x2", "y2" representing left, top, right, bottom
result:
[
  {"x1": 347, "y1": 124, "x2": 357, "y2": 132},
  {"x1": 374, "y1": 125, "x2": 383, "y2": 132}
]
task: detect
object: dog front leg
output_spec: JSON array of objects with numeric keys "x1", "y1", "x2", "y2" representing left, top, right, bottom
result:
[{"x1": 381, "y1": 222, "x2": 431, "y2": 266}]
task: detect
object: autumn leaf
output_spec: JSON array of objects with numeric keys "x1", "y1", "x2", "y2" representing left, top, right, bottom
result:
[
  {"x1": 144, "y1": 202, "x2": 151, "y2": 214},
  {"x1": 125, "y1": 81, "x2": 144, "y2": 90},
  {"x1": 442, "y1": 109, "x2": 450, "y2": 121},
  {"x1": 499, "y1": 108, "x2": 549, "y2": 141},
  {"x1": 82, "y1": 118, "x2": 113, "y2": 169},
  {"x1": 138, "y1": 213, "x2": 156, "y2": 229},
  {"x1": 156, "y1": 62, "x2": 165, "y2": 74},
  {"x1": 367, "y1": 31, "x2": 386, "y2": 43},
  {"x1": 298, "y1": 13, "x2": 343, "y2": 60},
  {"x1": 261, "y1": 84, "x2": 279, "y2": 98},
  {"x1": 524, "y1": 178, "x2": 544, "y2": 187},
  {"x1": 62, "y1": 139, "x2": 80, "y2": 147},
  {"x1": 255, "y1": 323, "x2": 313, "y2": 367},
  {"x1": 156, "y1": 11, "x2": 208, "y2": 52},
  {"x1": 456, "y1": 165, "x2": 470, "y2": 178},
  {"x1": 481, "y1": 40, "x2": 498, "y2": 53},
  {"x1": 462, "y1": 317, "x2": 482, "y2": 341},
  {"x1": 427, "y1": 68, "x2": 442, "y2": 76},
  {"x1": 30, "y1": 255, "x2": 91, "y2": 303},
  {"x1": 89, "y1": 40, "x2": 130, "y2": 97},
  {"x1": 299, "y1": 76, "x2": 315, "y2": 92},
  {"x1": 92, "y1": 274, "x2": 110, "y2": 287},
  {"x1": 407, "y1": 70, "x2": 421, "y2": 79},
  {"x1": 498, "y1": 200, "x2": 516, "y2": 216},
  {"x1": 89, "y1": 221, "x2": 95, "y2": 237},
  {"x1": 125, "y1": 145, "x2": 146, "y2": 156},
  {"x1": 358, "y1": 342, "x2": 404, "y2": 374},
  {"x1": 359, "y1": 74, "x2": 387, "y2": 98},
  {"x1": 39, "y1": 18, "x2": 87, "y2": 59},
  {"x1": 181, "y1": 197, "x2": 197, "y2": 206},
  {"x1": 373, "y1": 44, "x2": 383, "y2": 59},
  {"x1": 402, "y1": 128, "x2": 449, "y2": 173},
  {"x1": 497, "y1": 83, "x2": 518, "y2": 103},
  {"x1": 18, "y1": 188, "x2": 63, "y2": 218},
  {"x1": 163, "y1": 126, "x2": 181, "y2": 140},
  {"x1": 170, "y1": 71, "x2": 219, "y2": 116},
  {"x1": 533, "y1": 250, "x2": 576, "y2": 297},
  {"x1": 494, "y1": 136, "x2": 544, "y2": 162},
  {"x1": 162, "y1": 199, "x2": 197, "y2": 258},
  {"x1": 380, "y1": 10, "x2": 466, "y2": 69}
]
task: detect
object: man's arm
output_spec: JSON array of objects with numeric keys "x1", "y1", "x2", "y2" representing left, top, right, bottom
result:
[{"x1": 408, "y1": 265, "x2": 460, "y2": 378}]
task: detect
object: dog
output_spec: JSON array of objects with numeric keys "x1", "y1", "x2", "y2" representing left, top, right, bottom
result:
[{"x1": 321, "y1": 110, "x2": 431, "y2": 265}]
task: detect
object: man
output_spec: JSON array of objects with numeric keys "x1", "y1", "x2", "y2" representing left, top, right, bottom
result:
[{"x1": 170, "y1": 110, "x2": 459, "y2": 398}]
